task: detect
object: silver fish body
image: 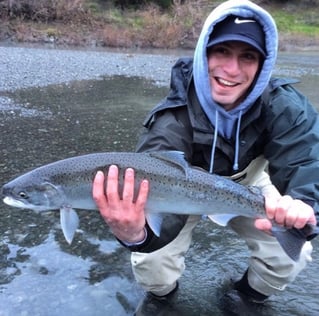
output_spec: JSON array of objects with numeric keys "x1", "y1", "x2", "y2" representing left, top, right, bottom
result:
[{"x1": 2, "y1": 151, "x2": 318, "y2": 260}]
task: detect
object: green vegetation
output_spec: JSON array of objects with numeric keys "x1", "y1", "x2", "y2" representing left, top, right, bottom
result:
[
  {"x1": 270, "y1": 9, "x2": 319, "y2": 35},
  {"x1": 0, "y1": 0, "x2": 318, "y2": 49}
]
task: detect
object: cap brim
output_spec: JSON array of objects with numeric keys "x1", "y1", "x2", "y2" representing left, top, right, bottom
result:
[{"x1": 207, "y1": 34, "x2": 266, "y2": 57}]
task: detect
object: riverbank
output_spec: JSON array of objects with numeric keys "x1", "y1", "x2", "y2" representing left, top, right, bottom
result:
[
  {"x1": 0, "y1": 1, "x2": 319, "y2": 51},
  {"x1": 0, "y1": 45, "x2": 178, "y2": 92},
  {"x1": 1, "y1": 45, "x2": 318, "y2": 95}
]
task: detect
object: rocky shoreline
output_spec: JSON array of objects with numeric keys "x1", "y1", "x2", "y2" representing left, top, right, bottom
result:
[
  {"x1": 0, "y1": 45, "x2": 181, "y2": 92},
  {"x1": 0, "y1": 44, "x2": 318, "y2": 95}
]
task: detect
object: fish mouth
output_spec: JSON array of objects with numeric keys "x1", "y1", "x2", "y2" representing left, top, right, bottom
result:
[
  {"x1": 3, "y1": 196, "x2": 29, "y2": 208},
  {"x1": 3, "y1": 195, "x2": 54, "y2": 212}
]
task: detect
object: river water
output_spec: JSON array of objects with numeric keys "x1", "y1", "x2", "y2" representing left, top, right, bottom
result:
[{"x1": 0, "y1": 48, "x2": 318, "y2": 316}]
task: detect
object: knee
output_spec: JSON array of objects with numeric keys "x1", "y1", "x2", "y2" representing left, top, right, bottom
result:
[
  {"x1": 131, "y1": 250, "x2": 185, "y2": 294},
  {"x1": 249, "y1": 241, "x2": 313, "y2": 295}
]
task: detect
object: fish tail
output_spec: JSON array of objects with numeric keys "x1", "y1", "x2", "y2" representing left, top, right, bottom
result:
[{"x1": 271, "y1": 224, "x2": 319, "y2": 261}]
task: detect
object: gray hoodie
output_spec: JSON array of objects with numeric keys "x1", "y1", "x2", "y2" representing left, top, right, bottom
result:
[{"x1": 193, "y1": 0, "x2": 278, "y2": 171}]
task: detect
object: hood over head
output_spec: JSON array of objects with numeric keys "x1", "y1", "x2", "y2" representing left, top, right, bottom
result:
[{"x1": 193, "y1": 0, "x2": 278, "y2": 171}]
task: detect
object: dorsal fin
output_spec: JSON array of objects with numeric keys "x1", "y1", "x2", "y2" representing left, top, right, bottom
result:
[{"x1": 149, "y1": 151, "x2": 190, "y2": 179}]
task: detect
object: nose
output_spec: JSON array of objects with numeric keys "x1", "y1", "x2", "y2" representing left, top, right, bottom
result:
[{"x1": 223, "y1": 56, "x2": 240, "y2": 76}]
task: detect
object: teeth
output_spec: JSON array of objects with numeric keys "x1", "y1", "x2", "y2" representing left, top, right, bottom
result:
[{"x1": 218, "y1": 78, "x2": 237, "y2": 86}]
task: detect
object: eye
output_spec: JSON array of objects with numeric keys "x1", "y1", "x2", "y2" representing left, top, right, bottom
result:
[
  {"x1": 241, "y1": 51, "x2": 260, "y2": 63},
  {"x1": 19, "y1": 191, "x2": 28, "y2": 199},
  {"x1": 209, "y1": 45, "x2": 229, "y2": 56}
]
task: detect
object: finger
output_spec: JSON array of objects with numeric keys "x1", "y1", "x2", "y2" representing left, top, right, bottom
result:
[
  {"x1": 308, "y1": 211, "x2": 317, "y2": 226},
  {"x1": 106, "y1": 165, "x2": 120, "y2": 206},
  {"x1": 264, "y1": 196, "x2": 276, "y2": 220},
  {"x1": 309, "y1": 213, "x2": 317, "y2": 226},
  {"x1": 135, "y1": 179, "x2": 149, "y2": 214},
  {"x1": 274, "y1": 195, "x2": 293, "y2": 225},
  {"x1": 291, "y1": 200, "x2": 317, "y2": 228},
  {"x1": 283, "y1": 206, "x2": 298, "y2": 228},
  {"x1": 122, "y1": 168, "x2": 135, "y2": 204},
  {"x1": 92, "y1": 170, "x2": 108, "y2": 209}
]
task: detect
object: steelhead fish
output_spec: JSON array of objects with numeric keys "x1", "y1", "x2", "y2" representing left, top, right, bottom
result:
[{"x1": 1, "y1": 151, "x2": 318, "y2": 260}]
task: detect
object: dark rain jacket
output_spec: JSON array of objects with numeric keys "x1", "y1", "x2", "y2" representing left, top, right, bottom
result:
[{"x1": 123, "y1": 57, "x2": 319, "y2": 253}]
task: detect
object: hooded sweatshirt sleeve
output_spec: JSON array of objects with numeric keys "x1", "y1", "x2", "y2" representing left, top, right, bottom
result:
[{"x1": 136, "y1": 57, "x2": 194, "y2": 157}]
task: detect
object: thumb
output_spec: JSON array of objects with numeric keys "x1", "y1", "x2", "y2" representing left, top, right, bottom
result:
[{"x1": 255, "y1": 218, "x2": 272, "y2": 231}]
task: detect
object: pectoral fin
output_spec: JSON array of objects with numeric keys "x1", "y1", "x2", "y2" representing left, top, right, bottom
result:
[
  {"x1": 145, "y1": 213, "x2": 164, "y2": 237},
  {"x1": 207, "y1": 214, "x2": 237, "y2": 226},
  {"x1": 60, "y1": 207, "x2": 79, "y2": 244}
]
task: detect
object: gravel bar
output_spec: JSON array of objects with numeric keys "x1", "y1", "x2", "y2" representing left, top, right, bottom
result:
[{"x1": 0, "y1": 45, "x2": 184, "y2": 92}]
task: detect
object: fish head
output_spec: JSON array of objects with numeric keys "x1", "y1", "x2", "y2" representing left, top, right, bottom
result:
[{"x1": 2, "y1": 178, "x2": 64, "y2": 212}]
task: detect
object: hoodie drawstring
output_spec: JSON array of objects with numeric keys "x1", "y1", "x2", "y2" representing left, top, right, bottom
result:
[
  {"x1": 233, "y1": 110, "x2": 242, "y2": 171},
  {"x1": 209, "y1": 109, "x2": 242, "y2": 173},
  {"x1": 209, "y1": 110, "x2": 219, "y2": 173}
]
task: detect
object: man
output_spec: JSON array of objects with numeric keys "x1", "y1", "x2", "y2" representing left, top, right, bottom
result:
[{"x1": 93, "y1": 0, "x2": 319, "y2": 310}]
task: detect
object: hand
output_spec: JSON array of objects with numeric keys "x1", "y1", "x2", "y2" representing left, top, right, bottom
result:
[
  {"x1": 255, "y1": 195, "x2": 317, "y2": 231},
  {"x1": 92, "y1": 165, "x2": 149, "y2": 243}
]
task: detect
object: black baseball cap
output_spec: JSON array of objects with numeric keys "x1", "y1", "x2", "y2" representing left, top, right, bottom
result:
[{"x1": 207, "y1": 15, "x2": 266, "y2": 57}]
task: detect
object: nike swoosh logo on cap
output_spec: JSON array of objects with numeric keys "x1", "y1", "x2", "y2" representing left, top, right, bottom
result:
[{"x1": 234, "y1": 18, "x2": 256, "y2": 24}]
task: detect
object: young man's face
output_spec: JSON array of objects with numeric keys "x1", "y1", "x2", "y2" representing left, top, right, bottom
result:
[{"x1": 207, "y1": 41, "x2": 262, "y2": 111}]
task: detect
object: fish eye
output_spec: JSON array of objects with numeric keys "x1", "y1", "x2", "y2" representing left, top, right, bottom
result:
[{"x1": 19, "y1": 191, "x2": 28, "y2": 199}]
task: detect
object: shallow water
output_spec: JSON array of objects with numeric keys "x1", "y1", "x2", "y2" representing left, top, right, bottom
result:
[{"x1": 0, "y1": 50, "x2": 319, "y2": 315}]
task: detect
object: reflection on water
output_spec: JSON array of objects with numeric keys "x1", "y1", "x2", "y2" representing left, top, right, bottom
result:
[{"x1": 0, "y1": 53, "x2": 319, "y2": 315}]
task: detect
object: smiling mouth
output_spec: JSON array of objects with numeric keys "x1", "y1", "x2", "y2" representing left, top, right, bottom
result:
[{"x1": 216, "y1": 77, "x2": 239, "y2": 87}]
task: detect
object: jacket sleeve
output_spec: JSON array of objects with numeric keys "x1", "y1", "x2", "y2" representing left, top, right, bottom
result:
[
  {"x1": 136, "y1": 57, "x2": 194, "y2": 156},
  {"x1": 264, "y1": 82, "x2": 319, "y2": 220},
  {"x1": 122, "y1": 58, "x2": 195, "y2": 253}
]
